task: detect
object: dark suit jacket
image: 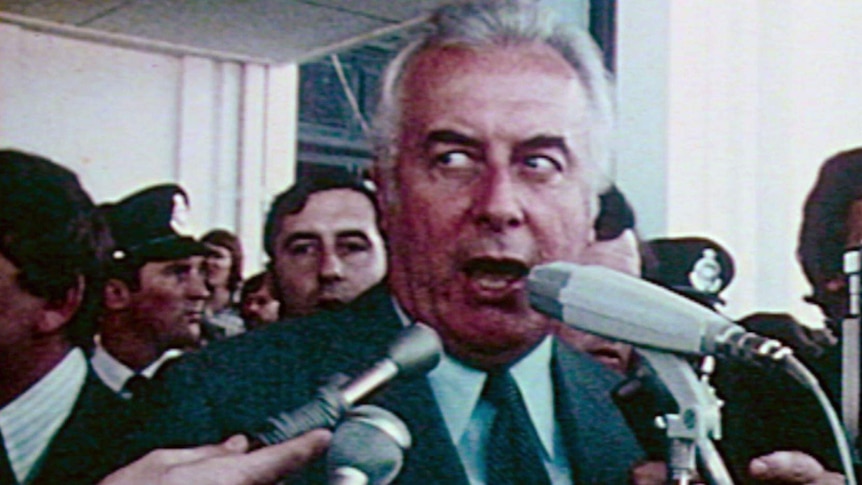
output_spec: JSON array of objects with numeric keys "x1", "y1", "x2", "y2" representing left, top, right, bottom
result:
[
  {"x1": 20, "y1": 367, "x2": 131, "y2": 485},
  {"x1": 121, "y1": 284, "x2": 645, "y2": 484}
]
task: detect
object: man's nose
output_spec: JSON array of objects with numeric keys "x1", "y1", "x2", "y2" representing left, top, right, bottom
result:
[
  {"x1": 188, "y1": 272, "x2": 211, "y2": 300},
  {"x1": 318, "y1": 249, "x2": 344, "y2": 281},
  {"x1": 470, "y1": 167, "x2": 525, "y2": 231}
]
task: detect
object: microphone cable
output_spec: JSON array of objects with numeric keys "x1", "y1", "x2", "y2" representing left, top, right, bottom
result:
[{"x1": 783, "y1": 354, "x2": 857, "y2": 485}]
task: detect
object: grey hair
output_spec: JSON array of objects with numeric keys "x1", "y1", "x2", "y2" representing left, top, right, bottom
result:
[{"x1": 372, "y1": 0, "x2": 615, "y2": 197}]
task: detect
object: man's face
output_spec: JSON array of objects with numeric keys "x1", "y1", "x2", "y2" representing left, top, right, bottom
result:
[
  {"x1": 0, "y1": 251, "x2": 46, "y2": 352},
  {"x1": 272, "y1": 189, "x2": 387, "y2": 317},
  {"x1": 128, "y1": 255, "x2": 208, "y2": 350},
  {"x1": 817, "y1": 199, "x2": 862, "y2": 321},
  {"x1": 378, "y1": 44, "x2": 597, "y2": 368},
  {"x1": 240, "y1": 284, "x2": 280, "y2": 327},
  {"x1": 556, "y1": 328, "x2": 633, "y2": 374}
]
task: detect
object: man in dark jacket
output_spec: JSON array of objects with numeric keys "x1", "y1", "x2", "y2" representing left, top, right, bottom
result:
[
  {"x1": 0, "y1": 149, "x2": 121, "y2": 485},
  {"x1": 91, "y1": 184, "x2": 210, "y2": 400}
]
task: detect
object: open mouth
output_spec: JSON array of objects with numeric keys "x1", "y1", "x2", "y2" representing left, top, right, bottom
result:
[
  {"x1": 185, "y1": 311, "x2": 203, "y2": 325},
  {"x1": 462, "y1": 258, "x2": 529, "y2": 296}
]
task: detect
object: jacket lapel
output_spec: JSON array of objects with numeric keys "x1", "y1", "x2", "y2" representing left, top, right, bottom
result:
[
  {"x1": 553, "y1": 340, "x2": 645, "y2": 484},
  {"x1": 372, "y1": 378, "x2": 470, "y2": 484},
  {"x1": 321, "y1": 286, "x2": 469, "y2": 484},
  {"x1": 31, "y1": 369, "x2": 129, "y2": 485}
]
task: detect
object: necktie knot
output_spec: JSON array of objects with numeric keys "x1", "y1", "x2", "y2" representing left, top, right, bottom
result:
[
  {"x1": 122, "y1": 374, "x2": 149, "y2": 399},
  {"x1": 482, "y1": 371, "x2": 520, "y2": 409}
]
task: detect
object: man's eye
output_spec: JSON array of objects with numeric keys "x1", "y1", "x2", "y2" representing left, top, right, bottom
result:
[
  {"x1": 434, "y1": 151, "x2": 473, "y2": 168},
  {"x1": 338, "y1": 240, "x2": 370, "y2": 255},
  {"x1": 286, "y1": 243, "x2": 316, "y2": 256},
  {"x1": 522, "y1": 155, "x2": 563, "y2": 173},
  {"x1": 170, "y1": 267, "x2": 191, "y2": 281}
]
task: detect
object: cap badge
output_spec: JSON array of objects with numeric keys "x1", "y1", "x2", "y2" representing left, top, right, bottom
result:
[
  {"x1": 688, "y1": 248, "x2": 723, "y2": 294},
  {"x1": 170, "y1": 193, "x2": 191, "y2": 236}
]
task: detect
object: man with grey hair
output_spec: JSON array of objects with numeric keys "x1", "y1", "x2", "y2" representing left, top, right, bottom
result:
[{"x1": 109, "y1": 1, "x2": 842, "y2": 484}]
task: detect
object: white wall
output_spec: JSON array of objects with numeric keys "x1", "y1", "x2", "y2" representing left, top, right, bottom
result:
[
  {"x1": 617, "y1": 1, "x2": 862, "y2": 324},
  {"x1": 0, "y1": 22, "x2": 299, "y2": 276}
]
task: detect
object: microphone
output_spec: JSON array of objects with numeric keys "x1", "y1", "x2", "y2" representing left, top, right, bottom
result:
[
  {"x1": 529, "y1": 262, "x2": 861, "y2": 484},
  {"x1": 527, "y1": 262, "x2": 792, "y2": 362},
  {"x1": 327, "y1": 405, "x2": 412, "y2": 485},
  {"x1": 254, "y1": 323, "x2": 441, "y2": 446}
]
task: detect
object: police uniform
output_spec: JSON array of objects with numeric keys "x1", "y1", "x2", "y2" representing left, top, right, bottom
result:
[{"x1": 92, "y1": 184, "x2": 211, "y2": 399}]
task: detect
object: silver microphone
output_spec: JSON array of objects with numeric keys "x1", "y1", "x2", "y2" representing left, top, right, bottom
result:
[
  {"x1": 327, "y1": 405, "x2": 412, "y2": 485},
  {"x1": 254, "y1": 323, "x2": 441, "y2": 446},
  {"x1": 528, "y1": 262, "x2": 792, "y2": 362}
]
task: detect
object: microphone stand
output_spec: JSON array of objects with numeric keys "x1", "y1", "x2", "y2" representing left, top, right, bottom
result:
[
  {"x1": 637, "y1": 349, "x2": 733, "y2": 485},
  {"x1": 843, "y1": 247, "x2": 861, "y2": 453}
]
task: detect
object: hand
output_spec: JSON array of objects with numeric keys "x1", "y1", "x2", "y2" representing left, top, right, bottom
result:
[
  {"x1": 99, "y1": 429, "x2": 331, "y2": 485},
  {"x1": 629, "y1": 460, "x2": 706, "y2": 485},
  {"x1": 630, "y1": 460, "x2": 667, "y2": 485},
  {"x1": 748, "y1": 451, "x2": 844, "y2": 484},
  {"x1": 738, "y1": 312, "x2": 837, "y2": 360}
]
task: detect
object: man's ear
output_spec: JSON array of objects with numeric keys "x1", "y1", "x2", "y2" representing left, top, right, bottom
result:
[
  {"x1": 581, "y1": 229, "x2": 641, "y2": 277},
  {"x1": 103, "y1": 278, "x2": 132, "y2": 311},
  {"x1": 370, "y1": 163, "x2": 396, "y2": 233},
  {"x1": 40, "y1": 276, "x2": 85, "y2": 333}
]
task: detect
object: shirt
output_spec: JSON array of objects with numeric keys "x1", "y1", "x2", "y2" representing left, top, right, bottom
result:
[
  {"x1": 90, "y1": 342, "x2": 182, "y2": 398},
  {"x1": 393, "y1": 300, "x2": 572, "y2": 484},
  {"x1": 0, "y1": 348, "x2": 87, "y2": 484}
]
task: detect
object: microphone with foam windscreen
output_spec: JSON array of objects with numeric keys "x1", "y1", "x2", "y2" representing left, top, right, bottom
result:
[
  {"x1": 327, "y1": 405, "x2": 412, "y2": 485},
  {"x1": 253, "y1": 323, "x2": 441, "y2": 446},
  {"x1": 527, "y1": 262, "x2": 793, "y2": 363},
  {"x1": 528, "y1": 262, "x2": 859, "y2": 485}
]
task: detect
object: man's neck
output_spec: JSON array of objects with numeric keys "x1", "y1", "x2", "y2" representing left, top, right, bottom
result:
[
  {"x1": 0, "y1": 339, "x2": 71, "y2": 408},
  {"x1": 98, "y1": 324, "x2": 160, "y2": 373}
]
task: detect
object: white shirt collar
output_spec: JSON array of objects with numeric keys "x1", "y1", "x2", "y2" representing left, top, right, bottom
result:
[
  {"x1": 428, "y1": 336, "x2": 557, "y2": 457},
  {"x1": 0, "y1": 348, "x2": 87, "y2": 483},
  {"x1": 392, "y1": 297, "x2": 557, "y2": 456},
  {"x1": 90, "y1": 343, "x2": 134, "y2": 393},
  {"x1": 90, "y1": 340, "x2": 182, "y2": 395}
]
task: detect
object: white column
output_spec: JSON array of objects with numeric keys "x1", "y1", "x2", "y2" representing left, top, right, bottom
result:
[
  {"x1": 212, "y1": 62, "x2": 242, "y2": 230},
  {"x1": 0, "y1": 23, "x2": 22, "y2": 146},
  {"x1": 176, "y1": 55, "x2": 218, "y2": 234},
  {"x1": 238, "y1": 63, "x2": 267, "y2": 274},
  {"x1": 663, "y1": 2, "x2": 763, "y2": 318},
  {"x1": 264, "y1": 63, "x2": 299, "y2": 203},
  {"x1": 620, "y1": 0, "x2": 862, "y2": 321},
  {"x1": 615, "y1": 0, "x2": 671, "y2": 237}
]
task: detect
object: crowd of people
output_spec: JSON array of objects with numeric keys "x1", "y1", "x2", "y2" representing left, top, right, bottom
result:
[{"x1": 1, "y1": 1, "x2": 860, "y2": 484}]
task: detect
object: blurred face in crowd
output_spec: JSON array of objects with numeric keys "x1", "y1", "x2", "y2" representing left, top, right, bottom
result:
[
  {"x1": 128, "y1": 256, "x2": 209, "y2": 350},
  {"x1": 0, "y1": 251, "x2": 46, "y2": 353},
  {"x1": 818, "y1": 199, "x2": 862, "y2": 320},
  {"x1": 560, "y1": 330, "x2": 633, "y2": 373},
  {"x1": 203, "y1": 245, "x2": 232, "y2": 290},
  {"x1": 845, "y1": 200, "x2": 862, "y2": 248},
  {"x1": 271, "y1": 189, "x2": 387, "y2": 317},
  {"x1": 377, "y1": 44, "x2": 598, "y2": 369},
  {"x1": 554, "y1": 229, "x2": 640, "y2": 374},
  {"x1": 240, "y1": 277, "x2": 280, "y2": 328}
]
